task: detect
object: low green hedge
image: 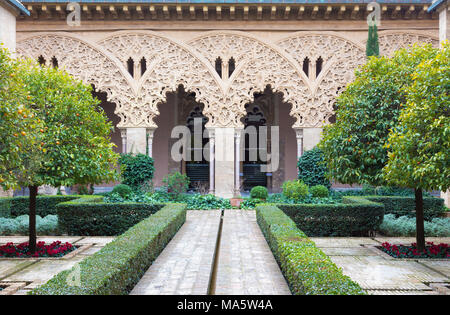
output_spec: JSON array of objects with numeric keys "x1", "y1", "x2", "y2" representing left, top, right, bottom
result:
[
  {"x1": 277, "y1": 196, "x2": 384, "y2": 236},
  {"x1": 0, "y1": 195, "x2": 81, "y2": 218},
  {"x1": 57, "y1": 196, "x2": 165, "y2": 236},
  {"x1": 361, "y1": 196, "x2": 444, "y2": 221},
  {"x1": 30, "y1": 203, "x2": 186, "y2": 295},
  {"x1": 256, "y1": 204, "x2": 365, "y2": 295}
]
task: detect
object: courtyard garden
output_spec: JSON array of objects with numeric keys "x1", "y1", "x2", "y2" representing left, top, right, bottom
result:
[{"x1": 0, "y1": 38, "x2": 449, "y2": 296}]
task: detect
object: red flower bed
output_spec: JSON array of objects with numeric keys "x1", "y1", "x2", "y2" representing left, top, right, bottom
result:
[
  {"x1": 380, "y1": 242, "x2": 449, "y2": 259},
  {"x1": 0, "y1": 241, "x2": 76, "y2": 258}
]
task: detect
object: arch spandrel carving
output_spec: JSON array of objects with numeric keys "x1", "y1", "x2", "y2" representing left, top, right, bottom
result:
[
  {"x1": 16, "y1": 34, "x2": 140, "y2": 128},
  {"x1": 97, "y1": 32, "x2": 223, "y2": 129}
]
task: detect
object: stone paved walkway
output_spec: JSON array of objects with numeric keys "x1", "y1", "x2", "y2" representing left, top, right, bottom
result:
[
  {"x1": 311, "y1": 237, "x2": 450, "y2": 295},
  {"x1": 130, "y1": 210, "x2": 221, "y2": 295},
  {"x1": 215, "y1": 210, "x2": 291, "y2": 295}
]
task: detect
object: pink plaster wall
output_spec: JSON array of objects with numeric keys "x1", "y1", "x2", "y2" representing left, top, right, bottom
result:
[{"x1": 279, "y1": 103, "x2": 297, "y2": 181}]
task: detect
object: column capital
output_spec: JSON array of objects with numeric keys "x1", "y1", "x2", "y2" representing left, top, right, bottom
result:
[{"x1": 294, "y1": 128, "x2": 304, "y2": 139}]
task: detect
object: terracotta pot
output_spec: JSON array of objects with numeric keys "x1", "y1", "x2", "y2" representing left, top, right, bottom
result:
[{"x1": 230, "y1": 198, "x2": 244, "y2": 208}]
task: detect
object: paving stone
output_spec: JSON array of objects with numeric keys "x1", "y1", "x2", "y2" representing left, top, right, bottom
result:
[
  {"x1": 3, "y1": 256, "x2": 84, "y2": 283},
  {"x1": 0, "y1": 236, "x2": 28, "y2": 244},
  {"x1": 74, "y1": 237, "x2": 115, "y2": 246},
  {"x1": 330, "y1": 255, "x2": 448, "y2": 290},
  {"x1": 215, "y1": 210, "x2": 291, "y2": 295},
  {"x1": 321, "y1": 246, "x2": 377, "y2": 256},
  {"x1": 419, "y1": 261, "x2": 450, "y2": 278},
  {"x1": 0, "y1": 260, "x2": 37, "y2": 280},
  {"x1": 310, "y1": 237, "x2": 379, "y2": 248},
  {"x1": 78, "y1": 246, "x2": 103, "y2": 256},
  {"x1": 367, "y1": 290, "x2": 439, "y2": 295},
  {"x1": 130, "y1": 210, "x2": 221, "y2": 295}
]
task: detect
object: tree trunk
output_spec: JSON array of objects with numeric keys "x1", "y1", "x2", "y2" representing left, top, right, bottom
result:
[
  {"x1": 415, "y1": 188, "x2": 425, "y2": 252},
  {"x1": 29, "y1": 185, "x2": 38, "y2": 254}
]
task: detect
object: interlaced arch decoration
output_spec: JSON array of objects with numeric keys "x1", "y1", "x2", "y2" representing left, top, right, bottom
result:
[
  {"x1": 97, "y1": 32, "x2": 223, "y2": 128},
  {"x1": 188, "y1": 32, "x2": 311, "y2": 128},
  {"x1": 377, "y1": 31, "x2": 440, "y2": 56},
  {"x1": 16, "y1": 34, "x2": 138, "y2": 127},
  {"x1": 277, "y1": 33, "x2": 366, "y2": 127}
]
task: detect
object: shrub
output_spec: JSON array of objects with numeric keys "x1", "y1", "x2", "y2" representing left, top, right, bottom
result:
[
  {"x1": 163, "y1": 172, "x2": 190, "y2": 199},
  {"x1": 310, "y1": 185, "x2": 329, "y2": 198},
  {"x1": 362, "y1": 196, "x2": 444, "y2": 221},
  {"x1": 379, "y1": 214, "x2": 450, "y2": 237},
  {"x1": 297, "y1": 148, "x2": 331, "y2": 189},
  {"x1": 185, "y1": 194, "x2": 231, "y2": 210},
  {"x1": 57, "y1": 196, "x2": 165, "y2": 236},
  {"x1": 119, "y1": 153, "x2": 155, "y2": 189},
  {"x1": 250, "y1": 186, "x2": 268, "y2": 200},
  {"x1": 112, "y1": 184, "x2": 133, "y2": 198},
  {"x1": 0, "y1": 195, "x2": 79, "y2": 218},
  {"x1": 282, "y1": 180, "x2": 309, "y2": 201},
  {"x1": 31, "y1": 203, "x2": 186, "y2": 295},
  {"x1": 0, "y1": 215, "x2": 59, "y2": 235},
  {"x1": 256, "y1": 204, "x2": 365, "y2": 295},
  {"x1": 278, "y1": 196, "x2": 384, "y2": 236}
]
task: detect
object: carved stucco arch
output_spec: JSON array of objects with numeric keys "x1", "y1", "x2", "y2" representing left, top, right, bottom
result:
[
  {"x1": 188, "y1": 31, "x2": 312, "y2": 128},
  {"x1": 16, "y1": 33, "x2": 138, "y2": 127},
  {"x1": 376, "y1": 31, "x2": 440, "y2": 56},
  {"x1": 96, "y1": 31, "x2": 223, "y2": 128}
]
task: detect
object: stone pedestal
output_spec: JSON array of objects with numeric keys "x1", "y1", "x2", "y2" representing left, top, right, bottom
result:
[
  {"x1": 214, "y1": 127, "x2": 235, "y2": 199},
  {"x1": 441, "y1": 190, "x2": 450, "y2": 208}
]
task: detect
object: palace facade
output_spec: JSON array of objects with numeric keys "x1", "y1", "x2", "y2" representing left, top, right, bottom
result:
[{"x1": 4, "y1": 1, "x2": 446, "y2": 198}]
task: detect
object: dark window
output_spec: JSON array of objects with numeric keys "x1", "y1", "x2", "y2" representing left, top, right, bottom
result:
[
  {"x1": 37, "y1": 55, "x2": 46, "y2": 66},
  {"x1": 228, "y1": 57, "x2": 236, "y2": 78},
  {"x1": 302, "y1": 57, "x2": 310, "y2": 77},
  {"x1": 215, "y1": 57, "x2": 222, "y2": 78},
  {"x1": 316, "y1": 57, "x2": 323, "y2": 77},
  {"x1": 127, "y1": 57, "x2": 134, "y2": 77},
  {"x1": 140, "y1": 57, "x2": 147, "y2": 76},
  {"x1": 51, "y1": 56, "x2": 58, "y2": 68}
]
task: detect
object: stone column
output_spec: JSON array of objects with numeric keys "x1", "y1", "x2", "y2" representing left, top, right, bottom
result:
[
  {"x1": 120, "y1": 128, "x2": 127, "y2": 153},
  {"x1": 146, "y1": 128, "x2": 156, "y2": 157},
  {"x1": 208, "y1": 128, "x2": 215, "y2": 194},
  {"x1": 234, "y1": 128, "x2": 242, "y2": 196},
  {"x1": 295, "y1": 128, "x2": 304, "y2": 159},
  {"x1": 214, "y1": 127, "x2": 235, "y2": 198},
  {"x1": 441, "y1": 191, "x2": 450, "y2": 207},
  {"x1": 126, "y1": 127, "x2": 147, "y2": 154}
]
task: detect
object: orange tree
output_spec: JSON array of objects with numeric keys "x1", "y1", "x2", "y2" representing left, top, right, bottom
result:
[
  {"x1": 0, "y1": 46, "x2": 42, "y2": 190},
  {"x1": 319, "y1": 44, "x2": 438, "y2": 187},
  {"x1": 384, "y1": 43, "x2": 450, "y2": 251},
  {"x1": 16, "y1": 61, "x2": 119, "y2": 253}
]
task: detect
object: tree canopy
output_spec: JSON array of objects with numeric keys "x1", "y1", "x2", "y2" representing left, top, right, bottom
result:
[{"x1": 319, "y1": 44, "x2": 439, "y2": 187}]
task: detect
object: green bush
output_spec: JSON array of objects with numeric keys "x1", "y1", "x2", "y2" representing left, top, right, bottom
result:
[
  {"x1": 119, "y1": 153, "x2": 155, "y2": 189},
  {"x1": 250, "y1": 186, "x2": 268, "y2": 200},
  {"x1": 31, "y1": 203, "x2": 186, "y2": 295},
  {"x1": 310, "y1": 185, "x2": 329, "y2": 198},
  {"x1": 185, "y1": 194, "x2": 231, "y2": 210},
  {"x1": 297, "y1": 147, "x2": 331, "y2": 189},
  {"x1": 0, "y1": 215, "x2": 58, "y2": 235},
  {"x1": 0, "y1": 195, "x2": 80, "y2": 218},
  {"x1": 112, "y1": 184, "x2": 133, "y2": 198},
  {"x1": 362, "y1": 196, "x2": 444, "y2": 221},
  {"x1": 277, "y1": 196, "x2": 384, "y2": 236},
  {"x1": 282, "y1": 180, "x2": 309, "y2": 201},
  {"x1": 57, "y1": 196, "x2": 165, "y2": 236},
  {"x1": 163, "y1": 172, "x2": 190, "y2": 199},
  {"x1": 256, "y1": 204, "x2": 365, "y2": 295},
  {"x1": 379, "y1": 214, "x2": 450, "y2": 237}
]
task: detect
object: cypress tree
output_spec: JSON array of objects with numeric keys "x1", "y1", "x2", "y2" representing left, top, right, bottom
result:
[{"x1": 366, "y1": 25, "x2": 380, "y2": 57}]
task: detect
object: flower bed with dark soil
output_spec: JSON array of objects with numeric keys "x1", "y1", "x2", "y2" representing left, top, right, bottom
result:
[
  {"x1": 380, "y1": 242, "x2": 449, "y2": 259},
  {"x1": 0, "y1": 241, "x2": 76, "y2": 258}
]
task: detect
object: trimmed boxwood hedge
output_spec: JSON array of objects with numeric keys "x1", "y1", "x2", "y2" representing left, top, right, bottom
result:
[
  {"x1": 0, "y1": 195, "x2": 81, "y2": 218},
  {"x1": 30, "y1": 203, "x2": 186, "y2": 295},
  {"x1": 361, "y1": 196, "x2": 444, "y2": 221},
  {"x1": 57, "y1": 196, "x2": 165, "y2": 236},
  {"x1": 256, "y1": 204, "x2": 365, "y2": 295},
  {"x1": 277, "y1": 196, "x2": 384, "y2": 236}
]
